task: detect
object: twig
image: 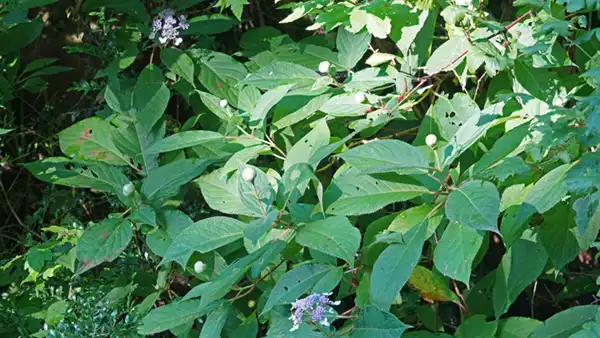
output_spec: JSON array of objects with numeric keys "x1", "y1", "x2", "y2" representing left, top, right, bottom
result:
[
  {"x1": 0, "y1": 179, "x2": 42, "y2": 240},
  {"x1": 452, "y1": 279, "x2": 471, "y2": 315},
  {"x1": 231, "y1": 260, "x2": 285, "y2": 300}
]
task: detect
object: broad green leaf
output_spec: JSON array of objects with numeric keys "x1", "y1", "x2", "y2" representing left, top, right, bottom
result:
[
  {"x1": 425, "y1": 35, "x2": 469, "y2": 75},
  {"x1": 200, "y1": 242, "x2": 278, "y2": 306},
  {"x1": 200, "y1": 303, "x2": 230, "y2": 338},
  {"x1": 531, "y1": 305, "x2": 600, "y2": 338},
  {"x1": 514, "y1": 59, "x2": 559, "y2": 103},
  {"x1": 433, "y1": 222, "x2": 483, "y2": 285},
  {"x1": 197, "y1": 90, "x2": 232, "y2": 120},
  {"x1": 320, "y1": 94, "x2": 371, "y2": 117},
  {"x1": 161, "y1": 48, "x2": 195, "y2": 84},
  {"x1": 222, "y1": 144, "x2": 269, "y2": 176},
  {"x1": 538, "y1": 203, "x2": 580, "y2": 270},
  {"x1": 407, "y1": 266, "x2": 460, "y2": 304},
  {"x1": 350, "y1": 305, "x2": 410, "y2": 338},
  {"x1": 470, "y1": 123, "x2": 530, "y2": 177},
  {"x1": 284, "y1": 119, "x2": 330, "y2": 170},
  {"x1": 266, "y1": 311, "x2": 326, "y2": 337},
  {"x1": 565, "y1": 152, "x2": 600, "y2": 194},
  {"x1": 0, "y1": 19, "x2": 44, "y2": 55},
  {"x1": 249, "y1": 84, "x2": 294, "y2": 127},
  {"x1": 185, "y1": 14, "x2": 239, "y2": 36},
  {"x1": 496, "y1": 317, "x2": 542, "y2": 338},
  {"x1": 141, "y1": 159, "x2": 213, "y2": 201},
  {"x1": 0, "y1": 128, "x2": 13, "y2": 135},
  {"x1": 388, "y1": 204, "x2": 443, "y2": 240},
  {"x1": 442, "y1": 105, "x2": 503, "y2": 167},
  {"x1": 371, "y1": 220, "x2": 427, "y2": 310},
  {"x1": 24, "y1": 158, "x2": 132, "y2": 204},
  {"x1": 138, "y1": 299, "x2": 216, "y2": 335},
  {"x1": 262, "y1": 264, "x2": 340, "y2": 314},
  {"x1": 196, "y1": 168, "x2": 260, "y2": 216},
  {"x1": 574, "y1": 195, "x2": 600, "y2": 250},
  {"x1": 271, "y1": 94, "x2": 330, "y2": 132},
  {"x1": 454, "y1": 315, "x2": 498, "y2": 338},
  {"x1": 244, "y1": 210, "x2": 279, "y2": 245},
  {"x1": 76, "y1": 218, "x2": 133, "y2": 275},
  {"x1": 161, "y1": 217, "x2": 245, "y2": 265},
  {"x1": 114, "y1": 117, "x2": 164, "y2": 175},
  {"x1": 237, "y1": 166, "x2": 274, "y2": 215},
  {"x1": 130, "y1": 204, "x2": 156, "y2": 227},
  {"x1": 366, "y1": 14, "x2": 392, "y2": 39},
  {"x1": 339, "y1": 139, "x2": 428, "y2": 174},
  {"x1": 133, "y1": 65, "x2": 170, "y2": 134},
  {"x1": 337, "y1": 28, "x2": 371, "y2": 70},
  {"x1": 445, "y1": 180, "x2": 500, "y2": 233},
  {"x1": 327, "y1": 172, "x2": 431, "y2": 216},
  {"x1": 193, "y1": 49, "x2": 248, "y2": 104},
  {"x1": 344, "y1": 68, "x2": 394, "y2": 91},
  {"x1": 238, "y1": 61, "x2": 319, "y2": 90},
  {"x1": 493, "y1": 232, "x2": 547, "y2": 317},
  {"x1": 419, "y1": 93, "x2": 479, "y2": 142},
  {"x1": 147, "y1": 131, "x2": 224, "y2": 154},
  {"x1": 295, "y1": 216, "x2": 360, "y2": 266},
  {"x1": 59, "y1": 118, "x2": 131, "y2": 166},
  {"x1": 146, "y1": 211, "x2": 194, "y2": 258}
]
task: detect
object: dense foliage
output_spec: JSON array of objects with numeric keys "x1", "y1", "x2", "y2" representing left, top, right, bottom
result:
[{"x1": 2, "y1": 0, "x2": 600, "y2": 336}]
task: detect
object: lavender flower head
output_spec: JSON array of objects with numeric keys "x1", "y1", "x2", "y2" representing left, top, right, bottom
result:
[
  {"x1": 289, "y1": 292, "x2": 340, "y2": 331},
  {"x1": 149, "y1": 9, "x2": 189, "y2": 46}
]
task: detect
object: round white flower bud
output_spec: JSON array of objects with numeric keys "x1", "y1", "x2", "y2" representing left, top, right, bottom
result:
[
  {"x1": 219, "y1": 99, "x2": 228, "y2": 108},
  {"x1": 194, "y1": 260, "x2": 205, "y2": 274},
  {"x1": 122, "y1": 183, "x2": 135, "y2": 196},
  {"x1": 318, "y1": 61, "x2": 330, "y2": 73},
  {"x1": 247, "y1": 300, "x2": 256, "y2": 308},
  {"x1": 354, "y1": 92, "x2": 366, "y2": 104},
  {"x1": 425, "y1": 134, "x2": 437, "y2": 147},
  {"x1": 241, "y1": 167, "x2": 255, "y2": 182}
]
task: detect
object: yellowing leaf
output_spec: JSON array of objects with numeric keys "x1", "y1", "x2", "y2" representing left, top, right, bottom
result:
[
  {"x1": 366, "y1": 14, "x2": 391, "y2": 39},
  {"x1": 407, "y1": 266, "x2": 460, "y2": 304}
]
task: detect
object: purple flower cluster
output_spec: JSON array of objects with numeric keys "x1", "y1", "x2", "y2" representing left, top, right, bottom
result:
[
  {"x1": 289, "y1": 293, "x2": 340, "y2": 331},
  {"x1": 149, "y1": 9, "x2": 189, "y2": 46}
]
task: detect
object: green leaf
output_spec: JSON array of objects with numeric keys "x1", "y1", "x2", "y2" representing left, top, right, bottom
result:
[
  {"x1": 337, "y1": 28, "x2": 371, "y2": 70},
  {"x1": 146, "y1": 211, "x2": 194, "y2": 258},
  {"x1": 388, "y1": 204, "x2": 443, "y2": 240},
  {"x1": 351, "y1": 305, "x2": 410, "y2": 338},
  {"x1": 319, "y1": 93, "x2": 371, "y2": 117},
  {"x1": 59, "y1": 118, "x2": 131, "y2": 166},
  {"x1": 0, "y1": 128, "x2": 14, "y2": 135},
  {"x1": 284, "y1": 119, "x2": 330, "y2": 171},
  {"x1": 147, "y1": 131, "x2": 224, "y2": 154},
  {"x1": 0, "y1": 19, "x2": 44, "y2": 55},
  {"x1": 496, "y1": 317, "x2": 542, "y2": 338},
  {"x1": 271, "y1": 94, "x2": 330, "y2": 132},
  {"x1": 514, "y1": 59, "x2": 559, "y2": 103},
  {"x1": 138, "y1": 299, "x2": 216, "y2": 335},
  {"x1": 141, "y1": 159, "x2": 213, "y2": 201},
  {"x1": 238, "y1": 61, "x2": 319, "y2": 90},
  {"x1": 161, "y1": 48, "x2": 195, "y2": 84},
  {"x1": 249, "y1": 84, "x2": 294, "y2": 127},
  {"x1": 442, "y1": 105, "x2": 503, "y2": 168},
  {"x1": 470, "y1": 123, "x2": 530, "y2": 177},
  {"x1": 371, "y1": 220, "x2": 427, "y2": 310},
  {"x1": 237, "y1": 166, "x2": 274, "y2": 215},
  {"x1": 425, "y1": 35, "x2": 469, "y2": 75},
  {"x1": 339, "y1": 139, "x2": 428, "y2": 174},
  {"x1": 24, "y1": 158, "x2": 132, "y2": 204},
  {"x1": 200, "y1": 303, "x2": 230, "y2": 338},
  {"x1": 454, "y1": 315, "x2": 498, "y2": 338},
  {"x1": 344, "y1": 68, "x2": 394, "y2": 91},
  {"x1": 433, "y1": 222, "x2": 483, "y2": 285},
  {"x1": 493, "y1": 232, "x2": 547, "y2": 317},
  {"x1": 196, "y1": 168, "x2": 260, "y2": 217},
  {"x1": 296, "y1": 216, "x2": 360, "y2": 266},
  {"x1": 200, "y1": 242, "x2": 278, "y2": 306},
  {"x1": 327, "y1": 172, "x2": 430, "y2": 216},
  {"x1": 244, "y1": 210, "x2": 278, "y2": 245},
  {"x1": 193, "y1": 49, "x2": 248, "y2": 104},
  {"x1": 407, "y1": 266, "x2": 460, "y2": 303},
  {"x1": 133, "y1": 65, "x2": 170, "y2": 134},
  {"x1": 162, "y1": 217, "x2": 245, "y2": 265},
  {"x1": 531, "y1": 305, "x2": 600, "y2": 338},
  {"x1": 266, "y1": 311, "x2": 326, "y2": 337},
  {"x1": 185, "y1": 14, "x2": 239, "y2": 36},
  {"x1": 538, "y1": 203, "x2": 580, "y2": 270},
  {"x1": 445, "y1": 180, "x2": 500, "y2": 233},
  {"x1": 76, "y1": 218, "x2": 133, "y2": 275},
  {"x1": 262, "y1": 264, "x2": 341, "y2": 314},
  {"x1": 83, "y1": 0, "x2": 149, "y2": 22}
]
